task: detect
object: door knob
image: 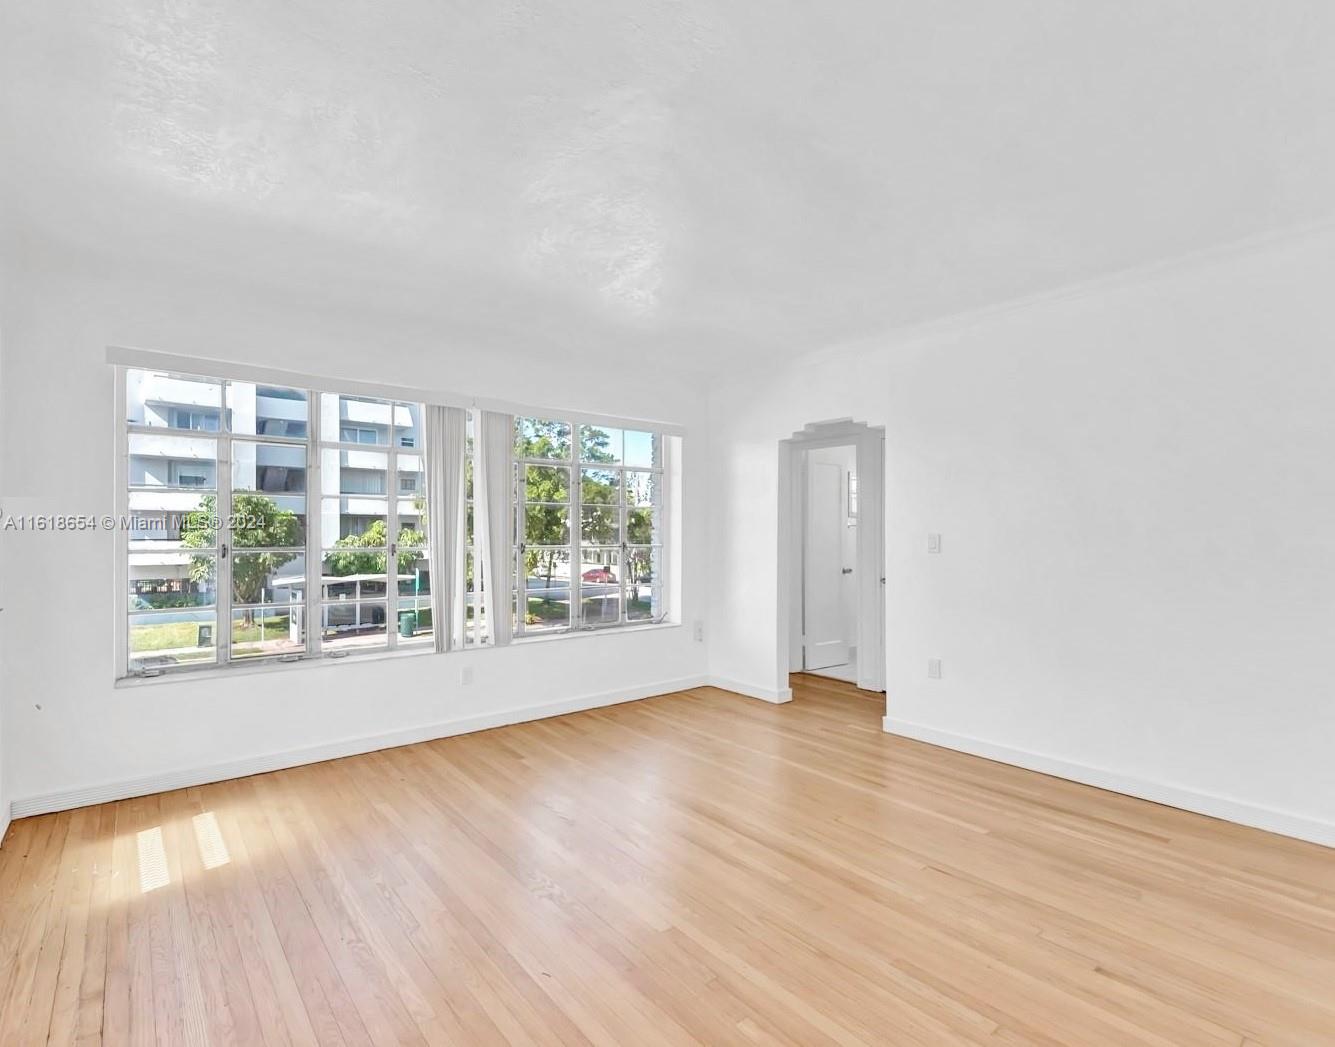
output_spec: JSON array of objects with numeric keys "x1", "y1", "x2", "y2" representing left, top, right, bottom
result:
[{"x1": 841, "y1": 567, "x2": 853, "y2": 574}]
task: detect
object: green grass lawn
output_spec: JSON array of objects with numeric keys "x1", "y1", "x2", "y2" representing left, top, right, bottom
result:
[
  {"x1": 526, "y1": 597, "x2": 569, "y2": 623},
  {"x1": 130, "y1": 613, "x2": 291, "y2": 652},
  {"x1": 524, "y1": 595, "x2": 655, "y2": 626}
]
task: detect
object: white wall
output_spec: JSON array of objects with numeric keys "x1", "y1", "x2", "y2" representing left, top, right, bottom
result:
[
  {"x1": 708, "y1": 224, "x2": 1335, "y2": 845},
  {"x1": 0, "y1": 261, "x2": 710, "y2": 816},
  {"x1": 0, "y1": 305, "x2": 9, "y2": 845}
]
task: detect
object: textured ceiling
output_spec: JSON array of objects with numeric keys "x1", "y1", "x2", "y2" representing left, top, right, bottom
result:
[{"x1": 3, "y1": 1, "x2": 1334, "y2": 373}]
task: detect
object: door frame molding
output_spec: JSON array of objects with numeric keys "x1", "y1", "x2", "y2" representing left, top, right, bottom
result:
[{"x1": 778, "y1": 419, "x2": 886, "y2": 693}]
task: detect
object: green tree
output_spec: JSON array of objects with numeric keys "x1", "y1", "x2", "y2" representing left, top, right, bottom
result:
[
  {"x1": 182, "y1": 493, "x2": 302, "y2": 624},
  {"x1": 325, "y1": 519, "x2": 427, "y2": 577},
  {"x1": 513, "y1": 420, "x2": 619, "y2": 620}
]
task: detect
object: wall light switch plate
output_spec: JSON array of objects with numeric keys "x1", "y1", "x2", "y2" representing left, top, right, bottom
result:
[
  {"x1": 694, "y1": 620, "x2": 705, "y2": 642},
  {"x1": 927, "y1": 533, "x2": 942, "y2": 554},
  {"x1": 460, "y1": 666, "x2": 474, "y2": 686},
  {"x1": 927, "y1": 658, "x2": 942, "y2": 679}
]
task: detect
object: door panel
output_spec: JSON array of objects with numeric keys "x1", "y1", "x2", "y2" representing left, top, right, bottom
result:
[{"x1": 804, "y1": 460, "x2": 849, "y2": 670}]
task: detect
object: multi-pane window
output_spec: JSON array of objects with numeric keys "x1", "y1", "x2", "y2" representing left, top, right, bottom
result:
[
  {"x1": 123, "y1": 370, "x2": 431, "y2": 675},
  {"x1": 318, "y1": 395, "x2": 430, "y2": 655},
  {"x1": 513, "y1": 418, "x2": 665, "y2": 635},
  {"x1": 121, "y1": 367, "x2": 672, "y2": 677}
]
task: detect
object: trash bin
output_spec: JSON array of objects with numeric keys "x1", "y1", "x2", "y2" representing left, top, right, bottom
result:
[{"x1": 398, "y1": 610, "x2": 416, "y2": 638}]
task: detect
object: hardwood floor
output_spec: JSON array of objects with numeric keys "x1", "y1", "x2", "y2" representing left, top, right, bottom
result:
[{"x1": 2, "y1": 676, "x2": 1333, "y2": 1045}]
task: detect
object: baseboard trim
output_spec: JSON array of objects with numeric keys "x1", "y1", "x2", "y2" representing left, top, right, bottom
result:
[
  {"x1": 883, "y1": 716, "x2": 1335, "y2": 849},
  {"x1": 706, "y1": 676, "x2": 793, "y2": 704},
  {"x1": 0, "y1": 811, "x2": 10, "y2": 851},
  {"x1": 9, "y1": 675, "x2": 708, "y2": 820}
]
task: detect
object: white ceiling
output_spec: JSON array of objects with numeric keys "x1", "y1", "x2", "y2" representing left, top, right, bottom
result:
[{"x1": 3, "y1": 2, "x2": 1334, "y2": 374}]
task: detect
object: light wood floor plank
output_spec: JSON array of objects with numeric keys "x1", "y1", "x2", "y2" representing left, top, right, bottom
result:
[{"x1": 1, "y1": 676, "x2": 1333, "y2": 1045}]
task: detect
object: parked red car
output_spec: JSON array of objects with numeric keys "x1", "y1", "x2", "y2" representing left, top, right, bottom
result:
[{"x1": 582, "y1": 566, "x2": 617, "y2": 583}]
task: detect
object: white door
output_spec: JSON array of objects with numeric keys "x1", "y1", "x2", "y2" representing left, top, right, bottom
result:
[{"x1": 804, "y1": 459, "x2": 849, "y2": 670}]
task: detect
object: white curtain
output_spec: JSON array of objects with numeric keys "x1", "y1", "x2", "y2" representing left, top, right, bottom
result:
[
  {"x1": 474, "y1": 410, "x2": 514, "y2": 645},
  {"x1": 422, "y1": 405, "x2": 466, "y2": 652}
]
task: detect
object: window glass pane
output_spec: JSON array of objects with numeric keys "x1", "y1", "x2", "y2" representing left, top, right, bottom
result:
[
  {"x1": 581, "y1": 468, "x2": 619, "y2": 505},
  {"x1": 522, "y1": 549, "x2": 571, "y2": 631},
  {"x1": 579, "y1": 549, "x2": 620, "y2": 626},
  {"x1": 233, "y1": 441, "x2": 307, "y2": 545},
  {"x1": 524, "y1": 505, "x2": 569, "y2": 546},
  {"x1": 465, "y1": 412, "x2": 476, "y2": 499},
  {"x1": 231, "y1": 607, "x2": 305, "y2": 659},
  {"x1": 130, "y1": 610, "x2": 218, "y2": 669},
  {"x1": 580, "y1": 505, "x2": 619, "y2": 544},
  {"x1": 321, "y1": 449, "x2": 388, "y2": 546},
  {"x1": 128, "y1": 434, "x2": 217, "y2": 490},
  {"x1": 129, "y1": 553, "x2": 217, "y2": 609},
  {"x1": 396, "y1": 598, "x2": 433, "y2": 645},
  {"x1": 126, "y1": 371, "x2": 221, "y2": 431},
  {"x1": 624, "y1": 470, "x2": 659, "y2": 508},
  {"x1": 623, "y1": 430, "x2": 658, "y2": 469},
  {"x1": 231, "y1": 552, "x2": 305, "y2": 605},
  {"x1": 394, "y1": 402, "x2": 420, "y2": 449},
  {"x1": 626, "y1": 507, "x2": 658, "y2": 545},
  {"x1": 128, "y1": 491, "x2": 215, "y2": 549},
  {"x1": 626, "y1": 587, "x2": 660, "y2": 622},
  {"x1": 524, "y1": 464, "x2": 569, "y2": 502},
  {"x1": 464, "y1": 549, "x2": 483, "y2": 643},
  {"x1": 323, "y1": 505, "x2": 388, "y2": 545},
  {"x1": 397, "y1": 512, "x2": 427, "y2": 547},
  {"x1": 515, "y1": 418, "x2": 571, "y2": 460},
  {"x1": 397, "y1": 550, "x2": 431, "y2": 596},
  {"x1": 322, "y1": 602, "x2": 387, "y2": 652},
  {"x1": 228, "y1": 383, "x2": 308, "y2": 438},
  {"x1": 321, "y1": 552, "x2": 387, "y2": 598},
  {"x1": 234, "y1": 441, "x2": 306, "y2": 494},
  {"x1": 322, "y1": 448, "x2": 387, "y2": 494},
  {"x1": 625, "y1": 547, "x2": 661, "y2": 585},
  {"x1": 397, "y1": 453, "x2": 424, "y2": 497},
  {"x1": 321, "y1": 393, "x2": 392, "y2": 446},
  {"x1": 579, "y1": 425, "x2": 621, "y2": 464}
]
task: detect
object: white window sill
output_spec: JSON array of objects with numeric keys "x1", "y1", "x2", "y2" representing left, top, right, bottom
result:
[
  {"x1": 115, "y1": 643, "x2": 437, "y2": 688},
  {"x1": 506, "y1": 620, "x2": 680, "y2": 646},
  {"x1": 115, "y1": 621, "x2": 681, "y2": 687}
]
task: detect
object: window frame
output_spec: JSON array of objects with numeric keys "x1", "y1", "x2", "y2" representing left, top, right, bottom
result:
[
  {"x1": 116, "y1": 370, "x2": 434, "y2": 678},
  {"x1": 114, "y1": 359, "x2": 679, "y2": 680},
  {"x1": 511, "y1": 419, "x2": 668, "y2": 639},
  {"x1": 317, "y1": 396, "x2": 429, "y2": 660}
]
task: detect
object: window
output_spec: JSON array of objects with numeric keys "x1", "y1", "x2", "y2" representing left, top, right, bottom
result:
[
  {"x1": 169, "y1": 407, "x2": 220, "y2": 432},
  {"x1": 339, "y1": 425, "x2": 380, "y2": 445},
  {"x1": 512, "y1": 418, "x2": 666, "y2": 635},
  {"x1": 120, "y1": 364, "x2": 674, "y2": 677},
  {"x1": 320, "y1": 396, "x2": 430, "y2": 655},
  {"x1": 122, "y1": 370, "x2": 431, "y2": 675}
]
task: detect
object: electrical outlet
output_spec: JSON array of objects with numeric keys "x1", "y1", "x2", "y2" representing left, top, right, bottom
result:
[
  {"x1": 694, "y1": 620, "x2": 704, "y2": 642},
  {"x1": 927, "y1": 533, "x2": 942, "y2": 554},
  {"x1": 927, "y1": 658, "x2": 942, "y2": 679},
  {"x1": 460, "y1": 666, "x2": 474, "y2": 686}
]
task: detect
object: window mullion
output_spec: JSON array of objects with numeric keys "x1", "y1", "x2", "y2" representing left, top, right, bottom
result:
[
  {"x1": 619, "y1": 465, "x2": 628, "y2": 625},
  {"x1": 307, "y1": 391, "x2": 321, "y2": 658},
  {"x1": 569, "y1": 431, "x2": 579, "y2": 632},
  {"x1": 387, "y1": 433, "x2": 399, "y2": 651},
  {"x1": 217, "y1": 415, "x2": 233, "y2": 664},
  {"x1": 115, "y1": 367, "x2": 130, "y2": 679},
  {"x1": 514, "y1": 459, "x2": 526, "y2": 638}
]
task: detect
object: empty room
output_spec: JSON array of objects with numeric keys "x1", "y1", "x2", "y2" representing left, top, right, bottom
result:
[{"x1": 2, "y1": 2, "x2": 1333, "y2": 1044}]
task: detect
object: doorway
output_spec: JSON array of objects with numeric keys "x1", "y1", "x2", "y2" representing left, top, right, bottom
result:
[
  {"x1": 778, "y1": 420, "x2": 886, "y2": 694},
  {"x1": 801, "y1": 444, "x2": 859, "y2": 681}
]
